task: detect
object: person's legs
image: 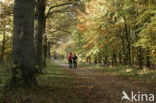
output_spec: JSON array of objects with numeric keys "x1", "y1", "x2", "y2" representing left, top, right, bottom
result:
[
  {"x1": 68, "y1": 60, "x2": 70, "y2": 68},
  {"x1": 69, "y1": 60, "x2": 72, "y2": 68},
  {"x1": 74, "y1": 62, "x2": 77, "y2": 69},
  {"x1": 75, "y1": 62, "x2": 77, "y2": 68},
  {"x1": 71, "y1": 60, "x2": 72, "y2": 68}
]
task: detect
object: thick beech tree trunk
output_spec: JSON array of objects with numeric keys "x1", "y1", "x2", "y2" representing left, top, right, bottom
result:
[{"x1": 11, "y1": 0, "x2": 36, "y2": 87}]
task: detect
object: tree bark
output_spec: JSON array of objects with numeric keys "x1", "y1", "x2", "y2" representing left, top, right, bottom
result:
[
  {"x1": 120, "y1": 33, "x2": 127, "y2": 66},
  {"x1": 124, "y1": 21, "x2": 131, "y2": 65},
  {"x1": 146, "y1": 49, "x2": 151, "y2": 68},
  {"x1": 112, "y1": 51, "x2": 117, "y2": 66},
  {"x1": 47, "y1": 42, "x2": 51, "y2": 61},
  {"x1": 43, "y1": 35, "x2": 47, "y2": 66},
  {"x1": 34, "y1": 0, "x2": 46, "y2": 66},
  {"x1": 94, "y1": 57, "x2": 97, "y2": 64},
  {"x1": 137, "y1": 46, "x2": 143, "y2": 69},
  {"x1": 1, "y1": 26, "x2": 6, "y2": 62},
  {"x1": 119, "y1": 53, "x2": 122, "y2": 65},
  {"x1": 11, "y1": 0, "x2": 36, "y2": 87}
]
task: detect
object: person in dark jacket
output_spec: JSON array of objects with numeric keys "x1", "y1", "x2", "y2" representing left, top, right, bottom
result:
[{"x1": 72, "y1": 54, "x2": 78, "y2": 69}]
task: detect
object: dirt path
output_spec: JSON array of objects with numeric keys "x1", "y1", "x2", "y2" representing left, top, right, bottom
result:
[{"x1": 58, "y1": 62, "x2": 156, "y2": 103}]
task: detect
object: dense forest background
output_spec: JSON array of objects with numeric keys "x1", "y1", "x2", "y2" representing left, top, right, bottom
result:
[{"x1": 58, "y1": 0, "x2": 156, "y2": 70}]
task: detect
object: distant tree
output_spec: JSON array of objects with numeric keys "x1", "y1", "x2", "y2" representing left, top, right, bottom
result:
[
  {"x1": 0, "y1": 1, "x2": 13, "y2": 62},
  {"x1": 74, "y1": 0, "x2": 156, "y2": 68}
]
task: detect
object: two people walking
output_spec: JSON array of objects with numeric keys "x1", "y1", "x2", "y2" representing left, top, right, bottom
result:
[{"x1": 68, "y1": 53, "x2": 78, "y2": 69}]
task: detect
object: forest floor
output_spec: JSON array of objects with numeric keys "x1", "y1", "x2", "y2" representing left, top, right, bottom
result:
[{"x1": 1, "y1": 61, "x2": 156, "y2": 103}]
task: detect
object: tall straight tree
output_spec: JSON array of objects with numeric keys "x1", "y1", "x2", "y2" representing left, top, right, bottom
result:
[
  {"x1": 34, "y1": 0, "x2": 46, "y2": 67},
  {"x1": 11, "y1": 0, "x2": 36, "y2": 87},
  {"x1": 1, "y1": 25, "x2": 6, "y2": 62}
]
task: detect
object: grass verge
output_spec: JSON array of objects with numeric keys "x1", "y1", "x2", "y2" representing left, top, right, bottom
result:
[
  {"x1": 1, "y1": 61, "x2": 83, "y2": 103},
  {"x1": 79, "y1": 63, "x2": 156, "y2": 83}
]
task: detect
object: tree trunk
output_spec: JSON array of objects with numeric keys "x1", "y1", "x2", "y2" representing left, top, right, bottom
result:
[
  {"x1": 112, "y1": 51, "x2": 117, "y2": 66},
  {"x1": 94, "y1": 57, "x2": 97, "y2": 64},
  {"x1": 120, "y1": 32, "x2": 127, "y2": 66},
  {"x1": 86, "y1": 56, "x2": 89, "y2": 63},
  {"x1": 137, "y1": 46, "x2": 143, "y2": 69},
  {"x1": 43, "y1": 35, "x2": 47, "y2": 66},
  {"x1": 119, "y1": 53, "x2": 122, "y2": 65},
  {"x1": 98, "y1": 53, "x2": 102, "y2": 64},
  {"x1": 124, "y1": 21, "x2": 131, "y2": 65},
  {"x1": 104, "y1": 55, "x2": 108, "y2": 66},
  {"x1": 88, "y1": 55, "x2": 91, "y2": 64},
  {"x1": 34, "y1": 0, "x2": 46, "y2": 66},
  {"x1": 11, "y1": 0, "x2": 36, "y2": 87},
  {"x1": 1, "y1": 26, "x2": 6, "y2": 62},
  {"x1": 146, "y1": 49, "x2": 151, "y2": 68},
  {"x1": 47, "y1": 42, "x2": 51, "y2": 61}
]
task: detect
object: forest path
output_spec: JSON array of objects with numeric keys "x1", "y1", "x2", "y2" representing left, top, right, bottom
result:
[{"x1": 57, "y1": 61, "x2": 156, "y2": 103}]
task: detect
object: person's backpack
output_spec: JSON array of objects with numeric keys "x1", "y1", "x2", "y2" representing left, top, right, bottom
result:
[{"x1": 68, "y1": 54, "x2": 71, "y2": 60}]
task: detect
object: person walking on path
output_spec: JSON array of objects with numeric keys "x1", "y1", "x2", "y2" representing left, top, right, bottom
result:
[
  {"x1": 68, "y1": 52, "x2": 72, "y2": 68},
  {"x1": 72, "y1": 54, "x2": 78, "y2": 69}
]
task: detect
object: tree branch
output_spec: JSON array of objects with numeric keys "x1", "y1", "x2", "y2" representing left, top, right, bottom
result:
[
  {"x1": 45, "y1": 2, "x2": 79, "y2": 18},
  {"x1": 49, "y1": 28, "x2": 71, "y2": 34},
  {"x1": 45, "y1": 2, "x2": 73, "y2": 18}
]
